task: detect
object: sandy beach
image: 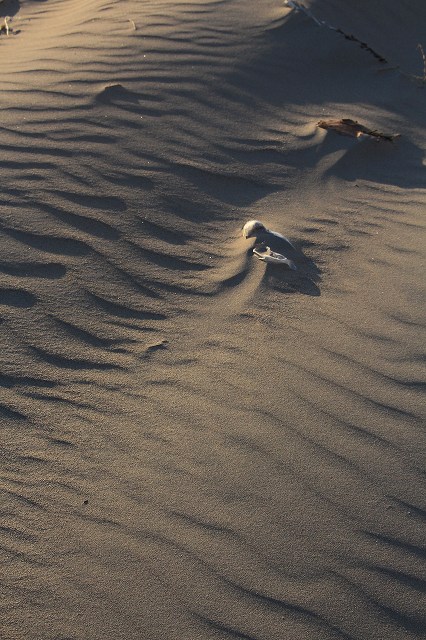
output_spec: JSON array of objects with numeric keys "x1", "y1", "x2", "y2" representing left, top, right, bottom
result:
[{"x1": 1, "y1": 1, "x2": 425, "y2": 638}]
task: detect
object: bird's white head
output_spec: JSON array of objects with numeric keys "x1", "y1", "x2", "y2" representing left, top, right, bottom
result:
[{"x1": 242, "y1": 220, "x2": 267, "y2": 239}]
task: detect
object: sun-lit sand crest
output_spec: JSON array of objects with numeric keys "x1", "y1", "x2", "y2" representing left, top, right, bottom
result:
[{"x1": 1, "y1": 1, "x2": 425, "y2": 640}]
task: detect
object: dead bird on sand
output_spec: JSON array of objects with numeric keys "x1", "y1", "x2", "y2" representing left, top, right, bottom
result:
[{"x1": 242, "y1": 220, "x2": 297, "y2": 270}]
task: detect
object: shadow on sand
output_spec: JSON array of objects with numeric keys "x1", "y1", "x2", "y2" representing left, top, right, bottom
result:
[
  {"x1": 0, "y1": 1, "x2": 20, "y2": 18},
  {"x1": 250, "y1": 245, "x2": 322, "y2": 297}
]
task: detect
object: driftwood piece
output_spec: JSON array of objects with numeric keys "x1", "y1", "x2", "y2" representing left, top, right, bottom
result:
[{"x1": 317, "y1": 119, "x2": 400, "y2": 142}]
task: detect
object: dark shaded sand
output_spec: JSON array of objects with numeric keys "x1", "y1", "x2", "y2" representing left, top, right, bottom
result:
[{"x1": 1, "y1": 1, "x2": 425, "y2": 639}]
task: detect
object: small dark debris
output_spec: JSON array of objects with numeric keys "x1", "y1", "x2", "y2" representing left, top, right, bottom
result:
[{"x1": 317, "y1": 118, "x2": 399, "y2": 141}]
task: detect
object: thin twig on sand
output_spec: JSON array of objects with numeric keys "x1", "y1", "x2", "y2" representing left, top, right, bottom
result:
[{"x1": 415, "y1": 44, "x2": 426, "y2": 82}]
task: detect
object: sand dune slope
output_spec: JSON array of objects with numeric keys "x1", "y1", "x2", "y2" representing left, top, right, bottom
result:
[{"x1": 1, "y1": 1, "x2": 425, "y2": 639}]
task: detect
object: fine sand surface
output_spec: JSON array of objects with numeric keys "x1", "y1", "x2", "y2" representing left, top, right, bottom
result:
[{"x1": 1, "y1": 1, "x2": 425, "y2": 639}]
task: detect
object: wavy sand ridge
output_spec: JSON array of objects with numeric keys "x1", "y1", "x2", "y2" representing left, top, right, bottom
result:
[{"x1": 1, "y1": 1, "x2": 425, "y2": 639}]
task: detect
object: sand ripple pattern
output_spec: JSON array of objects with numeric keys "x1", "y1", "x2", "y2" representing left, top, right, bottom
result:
[{"x1": 1, "y1": 1, "x2": 425, "y2": 639}]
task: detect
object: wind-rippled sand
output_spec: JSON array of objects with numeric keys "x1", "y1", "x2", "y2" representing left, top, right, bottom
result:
[{"x1": 1, "y1": 1, "x2": 425, "y2": 639}]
